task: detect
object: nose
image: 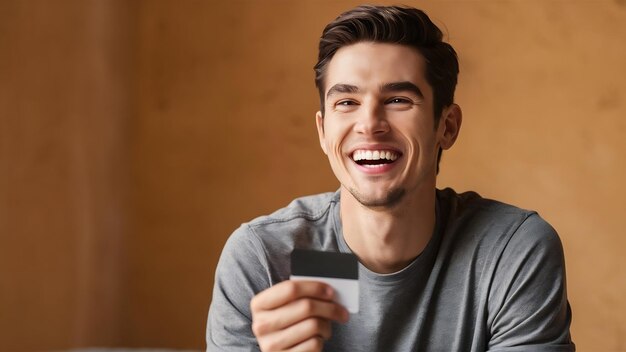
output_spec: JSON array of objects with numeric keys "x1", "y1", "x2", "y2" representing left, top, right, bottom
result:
[{"x1": 353, "y1": 102, "x2": 390, "y2": 135}]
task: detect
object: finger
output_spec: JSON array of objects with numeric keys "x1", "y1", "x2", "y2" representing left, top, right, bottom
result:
[
  {"x1": 288, "y1": 336, "x2": 325, "y2": 352},
  {"x1": 259, "y1": 318, "x2": 331, "y2": 352},
  {"x1": 253, "y1": 298, "x2": 347, "y2": 336},
  {"x1": 251, "y1": 280, "x2": 334, "y2": 312}
]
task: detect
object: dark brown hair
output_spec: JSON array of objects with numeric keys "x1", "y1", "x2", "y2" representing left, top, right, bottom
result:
[{"x1": 314, "y1": 5, "x2": 459, "y2": 121}]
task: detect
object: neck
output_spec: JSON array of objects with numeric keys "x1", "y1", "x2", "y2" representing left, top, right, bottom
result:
[{"x1": 340, "y1": 185, "x2": 437, "y2": 274}]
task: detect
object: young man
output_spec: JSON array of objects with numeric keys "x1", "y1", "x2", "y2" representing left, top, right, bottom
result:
[{"x1": 207, "y1": 5, "x2": 574, "y2": 352}]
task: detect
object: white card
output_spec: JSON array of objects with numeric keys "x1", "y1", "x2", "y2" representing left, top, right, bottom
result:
[
  {"x1": 290, "y1": 275, "x2": 359, "y2": 313},
  {"x1": 290, "y1": 249, "x2": 359, "y2": 313}
]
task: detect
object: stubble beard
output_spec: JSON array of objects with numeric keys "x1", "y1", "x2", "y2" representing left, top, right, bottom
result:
[{"x1": 347, "y1": 186, "x2": 406, "y2": 209}]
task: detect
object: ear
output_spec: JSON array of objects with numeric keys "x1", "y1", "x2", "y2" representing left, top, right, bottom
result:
[
  {"x1": 315, "y1": 111, "x2": 328, "y2": 155},
  {"x1": 437, "y1": 104, "x2": 462, "y2": 150}
]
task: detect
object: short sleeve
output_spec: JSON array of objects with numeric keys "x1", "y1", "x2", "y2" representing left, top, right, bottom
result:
[
  {"x1": 487, "y1": 214, "x2": 575, "y2": 352},
  {"x1": 206, "y1": 225, "x2": 269, "y2": 352}
]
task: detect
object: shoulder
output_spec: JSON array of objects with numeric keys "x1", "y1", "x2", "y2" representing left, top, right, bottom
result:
[
  {"x1": 227, "y1": 191, "x2": 337, "y2": 241},
  {"x1": 248, "y1": 191, "x2": 338, "y2": 226},
  {"x1": 436, "y1": 188, "x2": 564, "y2": 271},
  {"x1": 241, "y1": 192, "x2": 339, "y2": 243},
  {"x1": 437, "y1": 187, "x2": 554, "y2": 244},
  {"x1": 438, "y1": 187, "x2": 536, "y2": 221},
  {"x1": 221, "y1": 191, "x2": 341, "y2": 282}
]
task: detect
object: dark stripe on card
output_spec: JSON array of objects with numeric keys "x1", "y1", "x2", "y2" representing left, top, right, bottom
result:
[{"x1": 291, "y1": 249, "x2": 358, "y2": 280}]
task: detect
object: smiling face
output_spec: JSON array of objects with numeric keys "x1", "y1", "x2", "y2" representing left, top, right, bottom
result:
[{"x1": 316, "y1": 42, "x2": 460, "y2": 208}]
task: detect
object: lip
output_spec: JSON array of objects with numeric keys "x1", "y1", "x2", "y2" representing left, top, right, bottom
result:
[
  {"x1": 347, "y1": 144, "x2": 403, "y2": 175},
  {"x1": 353, "y1": 161, "x2": 399, "y2": 174}
]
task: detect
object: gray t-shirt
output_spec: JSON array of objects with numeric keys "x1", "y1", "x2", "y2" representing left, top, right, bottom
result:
[{"x1": 206, "y1": 188, "x2": 574, "y2": 351}]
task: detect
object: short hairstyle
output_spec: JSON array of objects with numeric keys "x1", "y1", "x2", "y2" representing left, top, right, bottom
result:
[{"x1": 313, "y1": 5, "x2": 460, "y2": 172}]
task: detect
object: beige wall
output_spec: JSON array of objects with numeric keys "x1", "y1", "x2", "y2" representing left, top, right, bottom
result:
[
  {"x1": 0, "y1": 0, "x2": 134, "y2": 350},
  {"x1": 1, "y1": 0, "x2": 625, "y2": 351}
]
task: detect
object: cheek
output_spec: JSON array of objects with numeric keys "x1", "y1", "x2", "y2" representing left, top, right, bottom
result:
[
  {"x1": 397, "y1": 120, "x2": 437, "y2": 157},
  {"x1": 323, "y1": 121, "x2": 351, "y2": 154}
]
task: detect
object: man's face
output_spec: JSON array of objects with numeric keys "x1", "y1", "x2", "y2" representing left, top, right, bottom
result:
[{"x1": 316, "y1": 42, "x2": 457, "y2": 208}]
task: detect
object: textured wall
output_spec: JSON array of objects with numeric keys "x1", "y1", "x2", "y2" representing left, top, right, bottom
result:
[
  {"x1": 0, "y1": 0, "x2": 134, "y2": 350},
  {"x1": 1, "y1": 0, "x2": 625, "y2": 351}
]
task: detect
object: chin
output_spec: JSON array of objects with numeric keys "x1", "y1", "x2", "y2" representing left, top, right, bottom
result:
[{"x1": 348, "y1": 186, "x2": 406, "y2": 209}]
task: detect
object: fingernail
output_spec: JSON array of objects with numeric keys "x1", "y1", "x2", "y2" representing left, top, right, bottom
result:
[{"x1": 326, "y1": 286, "x2": 334, "y2": 298}]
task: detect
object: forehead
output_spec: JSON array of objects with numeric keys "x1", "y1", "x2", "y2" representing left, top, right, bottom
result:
[{"x1": 324, "y1": 42, "x2": 430, "y2": 95}]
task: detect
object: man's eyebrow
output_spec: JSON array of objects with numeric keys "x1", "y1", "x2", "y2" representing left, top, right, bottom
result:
[
  {"x1": 381, "y1": 81, "x2": 423, "y2": 98},
  {"x1": 326, "y1": 84, "x2": 359, "y2": 99}
]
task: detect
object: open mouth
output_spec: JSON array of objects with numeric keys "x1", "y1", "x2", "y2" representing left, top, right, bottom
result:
[{"x1": 351, "y1": 149, "x2": 401, "y2": 168}]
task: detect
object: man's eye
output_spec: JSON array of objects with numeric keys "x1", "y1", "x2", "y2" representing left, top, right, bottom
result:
[
  {"x1": 387, "y1": 98, "x2": 412, "y2": 104},
  {"x1": 337, "y1": 100, "x2": 357, "y2": 106}
]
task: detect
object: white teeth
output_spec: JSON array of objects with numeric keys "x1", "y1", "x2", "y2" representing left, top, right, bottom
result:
[{"x1": 352, "y1": 150, "x2": 399, "y2": 161}]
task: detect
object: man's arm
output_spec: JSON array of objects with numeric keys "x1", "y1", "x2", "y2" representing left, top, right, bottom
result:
[
  {"x1": 487, "y1": 214, "x2": 575, "y2": 351},
  {"x1": 207, "y1": 225, "x2": 268, "y2": 351}
]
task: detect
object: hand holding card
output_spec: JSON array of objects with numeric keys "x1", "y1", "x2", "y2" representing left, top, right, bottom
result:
[{"x1": 290, "y1": 249, "x2": 359, "y2": 314}]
